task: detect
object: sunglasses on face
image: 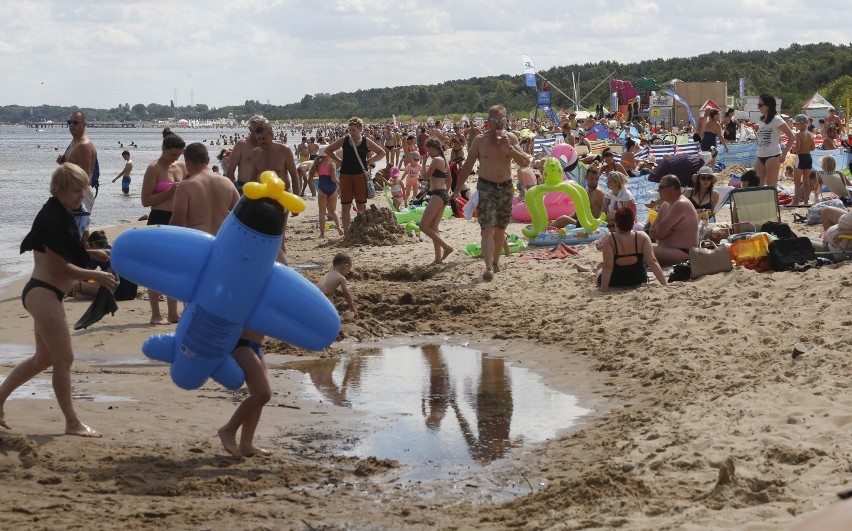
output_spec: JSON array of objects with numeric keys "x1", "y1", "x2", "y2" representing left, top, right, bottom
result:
[
  {"x1": 657, "y1": 184, "x2": 673, "y2": 189},
  {"x1": 489, "y1": 118, "x2": 507, "y2": 124},
  {"x1": 700, "y1": 175, "x2": 713, "y2": 181},
  {"x1": 67, "y1": 120, "x2": 84, "y2": 125}
]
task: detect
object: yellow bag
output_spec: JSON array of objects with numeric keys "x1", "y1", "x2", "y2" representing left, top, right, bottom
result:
[{"x1": 729, "y1": 232, "x2": 772, "y2": 267}]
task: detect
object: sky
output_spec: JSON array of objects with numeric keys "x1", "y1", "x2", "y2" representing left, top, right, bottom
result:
[{"x1": 1, "y1": 0, "x2": 848, "y2": 110}]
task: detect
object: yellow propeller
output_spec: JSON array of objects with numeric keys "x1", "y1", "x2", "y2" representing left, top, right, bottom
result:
[{"x1": 243, "y1": 171, "x2": 306, "y2": 213}]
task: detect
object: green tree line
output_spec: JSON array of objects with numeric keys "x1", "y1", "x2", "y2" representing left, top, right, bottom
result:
[{"x1": 4, "y1": 42, "x2": 851, "y2": 125}]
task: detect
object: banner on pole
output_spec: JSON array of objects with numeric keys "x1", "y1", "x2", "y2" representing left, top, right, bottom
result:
[
  {"x1": 536, "y1": 91, "x2": 551, "y2": 107},
  {"x1": 523, "y1": 55, "x2": 536, "y2": 87},
  {"x1": 738, "y1": 77, "x2": 745, "y2": 98}
]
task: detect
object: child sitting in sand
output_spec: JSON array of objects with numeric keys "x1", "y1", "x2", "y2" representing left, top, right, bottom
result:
[{"x1": 316, "y1": 253, "x2": 357, "y2": 317}]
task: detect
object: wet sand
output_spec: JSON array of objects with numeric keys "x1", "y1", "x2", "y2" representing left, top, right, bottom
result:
[{"x1": 0, "y1": 186, "x2": 850, "y2": 530}]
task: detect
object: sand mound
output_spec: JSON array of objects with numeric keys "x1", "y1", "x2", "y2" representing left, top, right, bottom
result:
[{"x1": 340, "y1": 204, "x2": 408, "y2": 247}]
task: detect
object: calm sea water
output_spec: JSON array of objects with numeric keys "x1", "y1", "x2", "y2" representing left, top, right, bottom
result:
[{"x1": 0, "y1": 126, "x2": 304, "y2": 288}]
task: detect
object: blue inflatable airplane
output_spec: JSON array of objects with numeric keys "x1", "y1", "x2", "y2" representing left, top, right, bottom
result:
[{"x1": 110, "y1": 172, "x2": 341, "y2": 390}]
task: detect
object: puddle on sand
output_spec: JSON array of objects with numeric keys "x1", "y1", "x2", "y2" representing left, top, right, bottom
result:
[
  {"x1": 0, "y1": 376, "x2": 135, "y2": 402},
  {"x1": 277, "y1": 343, "x2": 591, "y2": 482},
  {"x1": 0, "y1": 343, "x2": 136, "y2": 402}
]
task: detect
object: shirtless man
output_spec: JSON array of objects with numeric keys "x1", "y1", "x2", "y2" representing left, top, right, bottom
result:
[
  {"x1": 171, "y1": 142, "x2": 239, "y2": 234},
  {"x1": 648, "y1": 174, "x2": 699, "y2": 266},
  {"x1": 297, "y1": 136, "x2": 310, "y2": 163},
  {"x1": 824, "y1": 107, "x2": 843, "y2": 135},
  {"x1": 227, "y1": 115, "x2": 267, "y2": 196},
  {"x1": 552, "y1": 164, "x2": 606, "y2": 228},
  {"x1": 57, "y1": 111, "x2": 97, "y2": 177},
  {"x1": 251, "y1": 122, "x2": 299, "y2": 262},
  {"x1": 453, "y1": 104, "x2": 530, "y2": 281},
  {"x1": 297, "y1": 159, "x2": 315, "y2": 197},
  {"x1": 308, "y1": 137, "x2": 319, "y2": 160}
]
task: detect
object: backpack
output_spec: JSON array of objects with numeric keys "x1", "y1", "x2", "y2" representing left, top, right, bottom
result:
[{"x1": 760, "y1": 221, "x2": 797, "y2": 240}]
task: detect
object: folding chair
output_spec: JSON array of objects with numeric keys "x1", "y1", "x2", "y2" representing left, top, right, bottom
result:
[{"x1": 729, "y1": 186, "x2": 780, "y2": 234}]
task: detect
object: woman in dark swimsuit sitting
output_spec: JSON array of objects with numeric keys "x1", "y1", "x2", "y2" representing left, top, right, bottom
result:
[
  {"x1": 419, "y1": 138, "x2": 454, "y2": 265},
  {"x1": 0, "y1": 163, "x2": 116, "y2": 437},
  {"x1": 575, "y1": 207, "x2": 668, "y2": 291},
  {"x1": 683, "y1": 166, "x2": 720, "y2": 220}
]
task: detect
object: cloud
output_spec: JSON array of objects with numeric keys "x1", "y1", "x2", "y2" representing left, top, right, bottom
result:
[{"x1": 0, "y1": 0, "x2": 849, "y2": 109}]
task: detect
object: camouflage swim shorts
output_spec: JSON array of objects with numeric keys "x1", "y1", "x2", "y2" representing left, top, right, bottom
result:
[{"x1": 476, "y1": 178, "x2": 513, "y2": 229}]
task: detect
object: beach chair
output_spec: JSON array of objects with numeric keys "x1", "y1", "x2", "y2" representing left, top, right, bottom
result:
[{"x1": 729, "y1": 186, "x2": 780, "y2": 234}]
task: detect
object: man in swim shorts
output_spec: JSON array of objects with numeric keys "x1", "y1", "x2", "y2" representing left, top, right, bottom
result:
[
  {"x1": 648, "y1": 174, "x2": 699, "y2": 267},
  {"x1": 453, "y1": 104, "x2": 531, "y2": 281},
  {"x1": 57, "y1": 111, "x2": 98, "y2": 178}
]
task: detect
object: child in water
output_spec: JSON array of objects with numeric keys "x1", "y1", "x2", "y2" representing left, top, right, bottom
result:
[
  {"x1": 112, "y1": 150, "x2": 133, "y2": 195},
  {"x1": 316, "y1": 253, "x2": 356, "y2": 317}
]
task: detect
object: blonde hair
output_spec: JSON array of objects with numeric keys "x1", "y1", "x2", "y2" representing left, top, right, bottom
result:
[
  {"x1": 51, "y1": 163, "x2": 90, "y2": 196},
  {"x1": 347, "y1": 117, "x2": 364, "y2": 129},
  {"x1": 248, "y1": 114, "x2": 268, "y2": 127},
  {"x1": 607, "y1": 171, "x2": 628, "y2": 188},
  {"x1": 821, "y1": 156, "x2": 837, "y2": 173}
]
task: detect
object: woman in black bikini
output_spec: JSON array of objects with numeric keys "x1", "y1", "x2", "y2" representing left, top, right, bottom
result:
[
  {"x1": 575, "y1": 208, "x2": 668, "y2": 291},
  {"x1": 683, "y1": 166, "x2": 720, "y2": 220},
  {"x1": 419, "y1": 138, "x2": 454, "y2": 264},
  {"x1": 0, "y1": 163, "x2": 116, "y2": 437}
]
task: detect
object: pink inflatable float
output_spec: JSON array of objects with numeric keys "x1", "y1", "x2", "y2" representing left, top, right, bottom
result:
[{"x1": 511, "y1": 194, "x2": 576, "y2": 222}]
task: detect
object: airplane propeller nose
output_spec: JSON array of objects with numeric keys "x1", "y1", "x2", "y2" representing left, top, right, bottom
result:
[{"x1": 244, "y1": 171, "x2": 306, "y2": 213}]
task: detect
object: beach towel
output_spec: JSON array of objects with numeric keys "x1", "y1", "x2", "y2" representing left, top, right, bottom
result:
[
  {"x1": 519, "y1": 242, "x2": 580, "y2": 260},
  {"x1": 74, "y1": 285, "x2": 118, "y2": 330}
]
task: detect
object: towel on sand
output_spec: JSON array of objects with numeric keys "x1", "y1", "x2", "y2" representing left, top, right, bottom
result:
[
  {"x1": 74, "y1": 286, "x2": 118, "y2": 330},
  {"x1": 519, "y1": 243, "x2": 580, "y2": 260}
]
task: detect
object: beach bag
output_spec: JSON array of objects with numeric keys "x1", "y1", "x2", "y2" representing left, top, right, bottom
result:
[
  {"x1": 768, "y1": 237, "x2": 817, "y2": 272},
  {"x1": 806, "y1": 198, "x2": 845, "y2": 225},
  {"x1": 689, "y1": 241, "x2": 733, "y2": 279},
  {"x1": 760, "y1": 221, "x2": 797, "y2": 240},
  {"x1": 668, "y1": 261, "x2": 691, "y2": 282},
  {"x1": 729, "y1": 232, "x2": 772, "y2": 269},
  {"x1": 349, "y1": 135, "x2": 375, "y2": 199}
]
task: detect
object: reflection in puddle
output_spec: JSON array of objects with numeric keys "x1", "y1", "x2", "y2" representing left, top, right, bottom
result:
[
  {"x1": 0, "y1": 377, "x2": 135, "y2": 403},
  {"x1": 279, "y1": 344, "x2": 590, "y2": 480}
]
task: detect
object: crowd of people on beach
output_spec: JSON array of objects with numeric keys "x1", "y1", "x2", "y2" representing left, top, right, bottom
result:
[{"x1": 2, "y1": 93, "x2": 851, "y2": 458}]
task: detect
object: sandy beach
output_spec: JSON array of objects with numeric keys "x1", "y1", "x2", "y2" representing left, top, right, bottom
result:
[{"x1": 1, "y1": 181, "x2": 850, "y2": 530}]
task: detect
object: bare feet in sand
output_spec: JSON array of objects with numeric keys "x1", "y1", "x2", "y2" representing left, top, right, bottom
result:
[
  {"x1": 150, "y1": 317, "x2": 171, "y2": 325},
  {"x1": 218, "y1": 427, "x2": 242, "y2": 458},
  {"x1": 482, "y1": 270, "x2": 493, "y2": 281},
  {"x1": 0, "y1": 415, "x2": 10, "y2": 430},
  {"x1": 574, "y1": 263, "x2": 594, "y2": 273},
  {"x1": 240, "y1": 446, "x2": 272, "y2": 457},
  {"x1": 167, "y1": 314, "x2": 180, "y2": 324},
  {"x1": 492, "y1": 262, "x2": 500, "y2": 273},
  {"x1": 66, "y1": 422, "x2": 102, "y2": 438},
  {"x1": 442, "y1": 246, "x2": 454, "y2": 261}
]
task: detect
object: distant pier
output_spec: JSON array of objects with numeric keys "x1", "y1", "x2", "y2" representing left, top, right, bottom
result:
[{"x1": 26, "y1": 122, "x2": 137, "y2": 128}]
